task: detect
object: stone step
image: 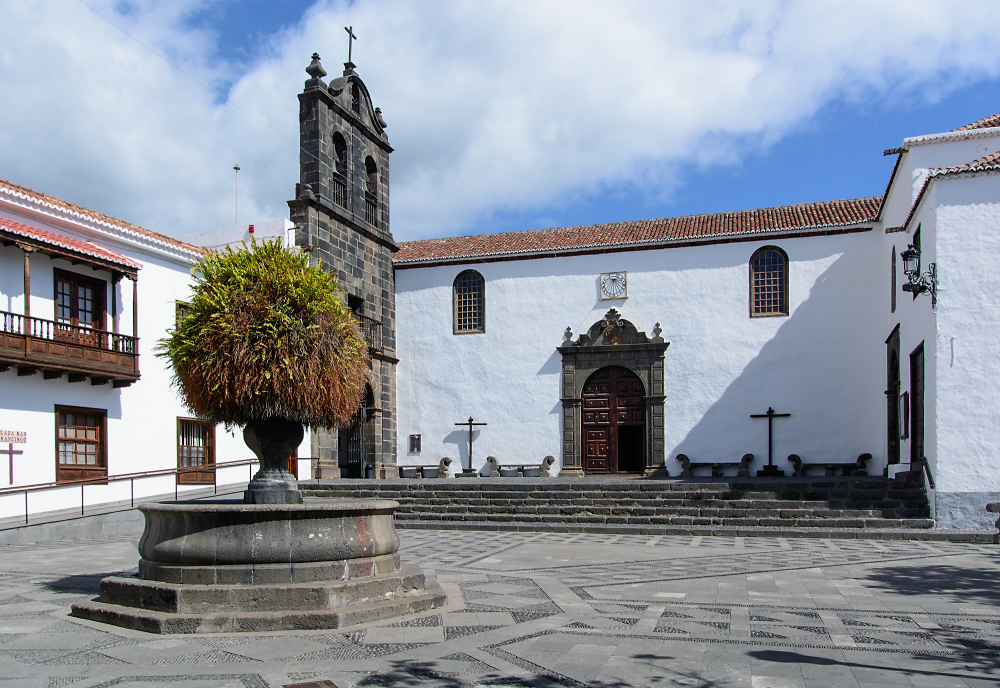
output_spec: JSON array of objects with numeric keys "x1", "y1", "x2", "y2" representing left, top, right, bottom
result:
[{"x1": 396, "y1": 520, "x2": 987, "y2": 542}]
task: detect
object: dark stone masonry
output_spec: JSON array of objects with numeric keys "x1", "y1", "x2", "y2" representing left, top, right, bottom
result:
[{"x1": 288, "y1": 54, "x2": 398, "y2": 479}]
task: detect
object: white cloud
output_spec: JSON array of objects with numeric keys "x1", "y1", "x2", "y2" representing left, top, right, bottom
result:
[{"x1": 1, "y1": 0, "x2": 1000, "y2": 241}]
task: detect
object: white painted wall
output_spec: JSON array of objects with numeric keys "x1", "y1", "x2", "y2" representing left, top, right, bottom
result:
[
  {"x1": 396, "y1": 230, "x2": 884, "y2": 477},
  {"x1": 178, "y1": 219, "x2": 295, "y2": 251},
  {"x1": 0, "y1": 207, "x2": 308, "y2": 520}
]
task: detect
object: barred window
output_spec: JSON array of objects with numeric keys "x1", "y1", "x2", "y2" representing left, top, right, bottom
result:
[
  {"x1": 454, "y1": 270, "x2": 485, "y2": 333},
  {"x1": 750, "y1": 246, "x2": 788, "y2": 317}
]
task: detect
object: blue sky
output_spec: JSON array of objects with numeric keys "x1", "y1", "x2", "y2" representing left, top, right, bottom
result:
[{"x1": 2, "y1": 1, "x2": 1000, "y2": 241}]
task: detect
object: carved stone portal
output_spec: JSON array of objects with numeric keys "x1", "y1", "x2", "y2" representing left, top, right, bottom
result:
[{"x1": 558, "y1": 309, "x2": 669, "y2": 477}]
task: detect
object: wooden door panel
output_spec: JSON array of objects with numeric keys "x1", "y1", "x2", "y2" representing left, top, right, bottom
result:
[{"x1": 581, "y1": 366, "x2": 647, "y2": 474}]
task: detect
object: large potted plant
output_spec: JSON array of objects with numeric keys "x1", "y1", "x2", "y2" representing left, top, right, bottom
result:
[{"x1": 158, "y1": 239, "x2": 368, "y2": 504}]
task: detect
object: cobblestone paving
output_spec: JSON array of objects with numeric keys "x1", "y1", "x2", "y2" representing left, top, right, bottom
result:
[{"x1": 1, "y1": 531, "x2": 999, "y2": 686}]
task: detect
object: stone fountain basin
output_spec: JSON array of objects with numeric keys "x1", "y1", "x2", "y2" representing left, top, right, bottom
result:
[{"x1": 136, "y1": 499, "x2": 400, "y2": 585}]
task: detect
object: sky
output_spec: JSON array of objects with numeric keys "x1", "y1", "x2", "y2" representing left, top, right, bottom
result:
[{"x1": 2, "y1": 0, "x2": 1000, "y2": 243}]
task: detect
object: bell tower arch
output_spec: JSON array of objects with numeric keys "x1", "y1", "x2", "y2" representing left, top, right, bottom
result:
[{"x1": 288, "y1": 53, "x2": 398, "y2": 479}]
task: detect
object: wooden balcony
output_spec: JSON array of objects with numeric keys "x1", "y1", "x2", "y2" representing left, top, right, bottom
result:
[{"x1": 0, "y1": 311, "x2": 139, "y2": 386}]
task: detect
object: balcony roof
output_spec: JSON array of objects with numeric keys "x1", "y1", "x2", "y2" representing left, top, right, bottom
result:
[{"x1": 1, "y1": 216, "x2": 141, "y2": 276}]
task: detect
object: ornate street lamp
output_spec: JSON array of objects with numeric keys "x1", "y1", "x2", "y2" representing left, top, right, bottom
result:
[{"x1": 900, "y1": 244, "x2": 937, "y2": 305}]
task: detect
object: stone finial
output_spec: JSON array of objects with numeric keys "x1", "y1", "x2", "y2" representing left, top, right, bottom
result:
[
  {"x1": 374, "y1": 107, "x2": 387, "y2": 128},
  {"x1": 652, "y1": 323, "x2": 662, "y2": 338},
  {"x1": 306, "y1": 53, "x2": 327, "y2": 79},
  {"x1": 563, "y1": 326, "x2": 573, "y2": 342}
]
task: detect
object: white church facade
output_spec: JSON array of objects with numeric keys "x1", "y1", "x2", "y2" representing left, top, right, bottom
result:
[{"x1": 394, "y1": 113, "x2": 1000, "y2": 531}]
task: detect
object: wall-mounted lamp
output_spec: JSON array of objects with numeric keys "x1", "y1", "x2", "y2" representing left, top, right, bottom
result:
[{"x1": 900, "y1": 244, "x2": 937, "y2": 305}]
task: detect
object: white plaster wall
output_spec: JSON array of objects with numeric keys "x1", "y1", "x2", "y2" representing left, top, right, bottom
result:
[
  {"x1": 178, "y1": 219, "x2": 295, "y2": 251},
  {"x1": 931, "y1": 174, "x2": 1000, "y2": 527},
  {"x1": 0, "y1": 214, "x2": 308, "y2": 519},
  {"x1": 880, "y1": 132, "x2": 1000, "y2": 229},
  {"x1": 396, "y1": 231, "x2": 885, "y2": 476}
]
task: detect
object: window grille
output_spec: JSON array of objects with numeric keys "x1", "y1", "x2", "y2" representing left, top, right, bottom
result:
[
  {"x1": 56, "y1": 406, "x2": 107, "y2": 482},
  {"x1": 750, "y1": 247, "x2": 788, "y2": 317},
  {"x1": 454, "y1": 270, "x2": 485, "y2": 333}
]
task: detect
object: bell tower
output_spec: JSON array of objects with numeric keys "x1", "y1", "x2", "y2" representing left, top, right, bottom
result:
[{"x1": 288, "y1": 53, "x2": 398, "y2": 479}]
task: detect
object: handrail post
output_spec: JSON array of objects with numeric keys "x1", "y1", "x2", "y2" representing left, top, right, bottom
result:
[
  {"x1": 131, "y1": 477, "x2": 134, "y2": 508},
  {"x1": 81, "y1": 484, "x2": 84, "y2": 515},
  {"x1": 24, "y1": 490, "x2": 28, "y2": 524}
]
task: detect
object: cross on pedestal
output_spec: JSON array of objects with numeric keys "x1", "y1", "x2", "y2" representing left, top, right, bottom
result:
[
  {"x1": 0, "y1": 444, "x2": 23, "y2": 485},
  {"x1": 751, "y1": 407, "x2": 790, "y2": 477},
  {"x1": 455, "y1": 416, "x2": 487, "y2": 474}
]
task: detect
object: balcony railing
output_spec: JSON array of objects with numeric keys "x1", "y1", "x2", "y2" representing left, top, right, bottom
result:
[
  {"x1": 365, "y1": 192, "x2": 378, "y2": 227},
  {"x1": 331, "y1": 174, "x2": 348, "y2": 209},
  {"x1": 0, "y1": 310, "x2": 139, "y2": 384},
  {"x1": 357, "y1": 314, "x2": 383, "y2": 353}
]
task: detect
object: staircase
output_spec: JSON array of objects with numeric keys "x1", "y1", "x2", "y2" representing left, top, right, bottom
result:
[{"x1": 298, "y1": 474, "x2": 979, "y2": 541}]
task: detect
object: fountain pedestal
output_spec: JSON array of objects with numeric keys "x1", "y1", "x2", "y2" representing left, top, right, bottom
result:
[{"x1": 71, "y1": 499, "x2": 446, "y2": 633}]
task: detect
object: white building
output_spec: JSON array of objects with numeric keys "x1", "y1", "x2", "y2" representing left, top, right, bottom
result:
[
  {"x1": 394, "y1": 112, "x2": 1000, "y2": 530},
  {"x1": 0, "y1": 180, "x2": 307, "y2": 520}
]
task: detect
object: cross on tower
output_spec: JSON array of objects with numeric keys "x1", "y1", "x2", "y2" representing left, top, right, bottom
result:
[
  {"x1": 455, "y1": 416, "x2": 487, "y2": 473},
  {"x1": 344, "y1": 26, "x2": 357, "y2": 65}
]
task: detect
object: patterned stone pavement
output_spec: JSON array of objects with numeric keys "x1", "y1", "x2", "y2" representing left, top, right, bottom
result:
[{"x1": 1, "y1": 530, "x2": 1000, "y2": 687}]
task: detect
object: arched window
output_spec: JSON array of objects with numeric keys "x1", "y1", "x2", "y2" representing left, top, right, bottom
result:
[
  {"x1": 749, "y1": 246, "x2": 788, "y2": 317},
  {"x1": 331, "y1": 132, "x2": 348, "y2": 208},
  {"x1": 454, "y1": 270, "x2": 485, "y2": 334},
  {"x1": 351, "y1": 83, "x2": 361, "y2": 114},
  {"x1": 364, "y1": 156, "x2": 378, "y2": 226}
]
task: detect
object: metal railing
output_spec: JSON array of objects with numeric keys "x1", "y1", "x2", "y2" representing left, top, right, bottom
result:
[
  {"x1": 357, "y1": 314, "x2": 383, "y2": 352},
  {"x1": 331, "y1": 174, "x2": 348, "y2": 209},
  {"x1": 0, "y1": 458, "x2": 264, "y2": 524},
  {"x1": 365, "y1": 192, "x2": 378, "y2": 226},
  {"x1": 1, "y1": 310, "x2": 137, "y2": 354}
]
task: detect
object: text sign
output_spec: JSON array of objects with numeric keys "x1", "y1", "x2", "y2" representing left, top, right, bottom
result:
[{"x1": 0, "y1": 431, "x2": 26, "y2": 444}]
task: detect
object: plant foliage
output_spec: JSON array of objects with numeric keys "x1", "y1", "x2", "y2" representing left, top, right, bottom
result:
[{"x1": 157, "y1": 240, "x2": 368, "y2": 428}]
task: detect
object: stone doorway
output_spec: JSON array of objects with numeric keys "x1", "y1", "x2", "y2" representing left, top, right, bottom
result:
[
  {"x1": 558, "y1": 309, "x2": 669, "y2": 477},
  {"x1": 583, "y1": 366, "x2": 646, "y2": 474}
]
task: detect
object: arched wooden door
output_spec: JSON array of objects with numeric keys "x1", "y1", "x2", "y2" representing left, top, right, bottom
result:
[{"x1": 582, "y1": 366, "x2": 645, "y2": 474}]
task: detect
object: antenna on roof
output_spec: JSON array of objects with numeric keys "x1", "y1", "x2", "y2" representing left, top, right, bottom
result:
[{"x1": 233, "y1": 165, "x2": 240, "y2": 228}]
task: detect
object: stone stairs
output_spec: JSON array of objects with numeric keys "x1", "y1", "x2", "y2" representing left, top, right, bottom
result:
[{"x1": 298, "y1": 474, "x2": 980, "y2": 541}]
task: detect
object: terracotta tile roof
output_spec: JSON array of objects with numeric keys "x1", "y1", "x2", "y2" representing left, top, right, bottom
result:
[
  {"x1": 931, "y1": 150, "x2": 1000, "y2": 175},
  {"x1": 395, "y1": 197, "x2": 881, "y2": 265},
  {"x1": 0, "y1": 216, "x2": 142, "y2": 269},
  {"x1": 0, "y1": 178, "x2": 205, "y2": 256},
  {"x1": 951, "y1": 113, "x2": 1000, "y2": 132}
]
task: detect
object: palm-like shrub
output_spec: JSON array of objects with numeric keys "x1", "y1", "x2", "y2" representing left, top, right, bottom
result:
[{"x1": 157, "y1": 240, "x2": 368, "y2": 428}]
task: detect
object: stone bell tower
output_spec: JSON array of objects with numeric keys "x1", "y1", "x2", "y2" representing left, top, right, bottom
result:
[{"x1": 288, "y1": 53, "x2": 398, "y2": 479}]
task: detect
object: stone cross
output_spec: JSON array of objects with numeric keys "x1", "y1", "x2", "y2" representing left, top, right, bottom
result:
[
  {"x1": 455, "y1": 416, "x2": 486, "y2": 472},
  {"x1": 751, "y1": 407, "x2": 790, "y2": 472}
]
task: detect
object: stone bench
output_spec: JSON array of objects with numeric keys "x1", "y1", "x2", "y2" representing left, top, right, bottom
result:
[
  {"x1": 399, "y1": 457, "x2": 453, "y2": 479},
  {"x1": 676, "y1": 453, "x2": 753, "y2": 477},
  {"x1": 986, "y1": 503, "x2": 1000, "y2": 544},
  {"x1": 788, "y1": 453, "x2": 871, "y2": 477},
  {"x1": 484, "y1": 456, "x2": 557, "y2": 478}
]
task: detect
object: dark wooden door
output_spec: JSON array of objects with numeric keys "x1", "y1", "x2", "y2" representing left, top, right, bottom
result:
[
  {"x1": 582, "y1": 366, "x2": 645, "y2": 474},
  {"x1": 886, "y1": 327, "x2": 901, "y2": 466},
  {"x1": 910, "y1": 343, "x2": 925, "y2": 464}
]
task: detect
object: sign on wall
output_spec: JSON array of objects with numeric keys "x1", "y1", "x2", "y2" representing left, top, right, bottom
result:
[{"x1": 0, "y1": 430, "x2": 26, "y2": 444}]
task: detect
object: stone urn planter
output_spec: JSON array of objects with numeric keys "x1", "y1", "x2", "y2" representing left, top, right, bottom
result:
[{"x1": 243, "y1": 417, "x2": 305, "y2": 504}]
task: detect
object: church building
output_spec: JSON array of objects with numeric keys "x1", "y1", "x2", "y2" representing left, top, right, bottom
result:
[{"x1": 275, "y1": 54, "x2": 1000, "y2": 530}]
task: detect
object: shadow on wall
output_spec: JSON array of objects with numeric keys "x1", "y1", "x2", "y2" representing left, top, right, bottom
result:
[
  {"x1": 442, "y1": 428, "x2": 479, "y2": 473},
  {"x1": 672, "y1": 243, "x2": 881, "y2": 475}
]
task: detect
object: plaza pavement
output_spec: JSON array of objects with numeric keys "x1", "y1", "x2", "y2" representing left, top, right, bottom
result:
[{"x1": 1, "y1": 529, "x2": 999, "y2": 687}]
